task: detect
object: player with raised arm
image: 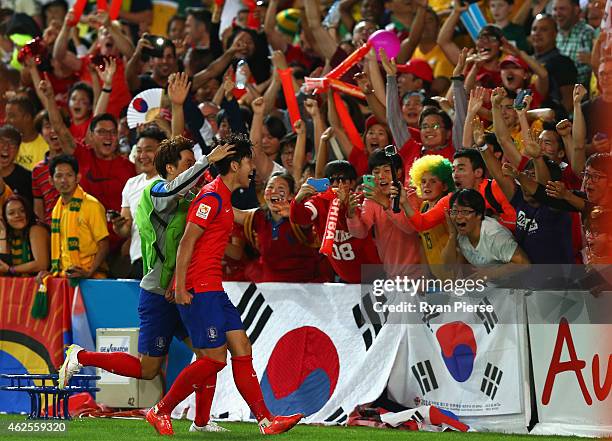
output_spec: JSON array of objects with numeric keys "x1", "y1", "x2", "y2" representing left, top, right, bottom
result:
[{"x1": 145, "y1": 133, "x2": 303, "y2": 436}]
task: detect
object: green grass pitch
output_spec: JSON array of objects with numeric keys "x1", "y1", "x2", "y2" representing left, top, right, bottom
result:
[{"x1": 0, "y1": 415, "x2": 584, "y2": 441}]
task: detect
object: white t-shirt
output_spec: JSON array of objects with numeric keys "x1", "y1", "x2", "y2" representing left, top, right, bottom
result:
[
  {"x1": 121, "y1": 173, "x2": 161, "y2": 262},
  {"x1": 458, "y1": 217, "x2": 518, "y2": 265}
]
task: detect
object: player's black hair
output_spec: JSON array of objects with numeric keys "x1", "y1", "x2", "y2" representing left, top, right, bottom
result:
[
  {"x1": 50, "y1": 154, "x2": 79, "y2": 176},
  {"x1": 367, "y1": 148, "x2": 403, "y2": 173},
  {"x1": 450, "y1": 189, "x2": 486, "y2": 220},
  {"x1": 137, "y1": 126, "x2": 167, "y2": 144},
  {"x1": 418, "y1": 106, "x2": 452, "y2": 130},
  {"x1": 154, "y1": 135, "x2": 194, "y2": 179},
  {"x1": 90, "y1": 113, "x2": 118, "y2": 132},
  {"x1": 323, "y1": 160, "x2": 357, "y2": 182},
  {"x1": 216, "y1": 133, "x2": 254, "y2": 176},
  {"x1": 453, "y1": 149, "x2": 486, "y2": 176}
]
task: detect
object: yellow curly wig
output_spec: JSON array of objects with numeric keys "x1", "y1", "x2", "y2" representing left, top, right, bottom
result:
[{"x1": 409, "y1": 154, "x2": 455, "y2": 198}]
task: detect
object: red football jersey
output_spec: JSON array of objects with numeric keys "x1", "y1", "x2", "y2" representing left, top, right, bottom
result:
[
  {"x1": 246, "y1": 209, "x2": 328, "y2": 283},
  {"x1": 185, "y1": 176, "x2": 234, "y2": 292},
  {"x1": 290, "y1": 190, "x2": 381, "y2": 283}
]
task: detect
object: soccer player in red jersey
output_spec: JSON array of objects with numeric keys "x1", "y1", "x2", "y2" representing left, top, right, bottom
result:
[
  {"x1": 146, "y1": 134, "x2": 303, "y2": 436},
  {"x1": 290, "y1": 160, "x2": 381, "y2": 283}
]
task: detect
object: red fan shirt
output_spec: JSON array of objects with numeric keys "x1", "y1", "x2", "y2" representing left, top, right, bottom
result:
[{"x1": 290, "y1": 190, "x2": 381, "y2": 283}]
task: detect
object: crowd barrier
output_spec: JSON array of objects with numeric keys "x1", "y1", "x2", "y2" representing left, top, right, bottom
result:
[{"x1": 0, "y1": 278, "x2": 610, "y2": 437}]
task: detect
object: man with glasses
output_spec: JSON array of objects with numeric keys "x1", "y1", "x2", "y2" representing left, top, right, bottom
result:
[
  {"x1": 533, "y1": 153, "x2": 612, "y2": 264},
  {"x1": 400, "y1": 149, "x2": 516, "y2": 234},
  {"x1": 441, "y1": 189, "x2": 529, "y2": 266},
  {"x1": 45, "y1": 110, "x2": 136, "y2": 255},
  {"x1": 384, "y1": 52, "x2": 456, "y2": 173},
  {"x1": 63, "y1": 114, "x2": 136, "y2": 218}
]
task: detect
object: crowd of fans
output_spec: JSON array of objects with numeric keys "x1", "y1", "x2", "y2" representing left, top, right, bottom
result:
[{"x1": 0, "y1": 0, "x2": 610, "y2": 284}]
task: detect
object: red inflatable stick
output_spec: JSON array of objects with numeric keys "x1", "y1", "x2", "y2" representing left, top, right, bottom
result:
[
  {"x1": 319, "y1": 197, "x2": 341, "y2": 257},
  {"x1": 326, "y1": 42, "x2": 371, "y2": 80},
  {"x1": 109, "y1": 0, "x2": 123, "y2": 20},
  {"x1": 243, "y1": 0, "x2": 259, "y2": 29},
  {"x1": 328, "y1": 78, "x2": 365, "y2": 100},
  {"x1": 97, "y1": 0, "x2": 108, "y2": 11},
  {"x1": 69, "y1": 0, "x2": 88, "y2": 26},
  {"x1": 333, "y1": 91, "x2": 365, "y2": 150},
  {"x1": 278, "y1": 68, "x2": 301, "y2": 130}
]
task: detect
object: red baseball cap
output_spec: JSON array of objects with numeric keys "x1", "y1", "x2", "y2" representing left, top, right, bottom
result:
[
  {"x1": 500, "y1": 55, "x2": 530, "y2": 72},
  {"x1": 364, "y1": 115, "x2": 386, "y2": 131},
  {"x1": 396, "y1": 58, "x2": 434, "y2": 83}
]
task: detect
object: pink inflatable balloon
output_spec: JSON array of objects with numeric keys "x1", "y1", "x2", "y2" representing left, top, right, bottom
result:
[{"x1": 368, "y1": 30, "x2": 401, "y2": 60}]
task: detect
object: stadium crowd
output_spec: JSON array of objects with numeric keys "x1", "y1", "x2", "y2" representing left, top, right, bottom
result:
[{"x1": 0, "y1": 0, "x2": 610, "y2": 283}]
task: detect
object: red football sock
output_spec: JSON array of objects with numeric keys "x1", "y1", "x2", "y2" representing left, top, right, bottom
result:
[
  {"x1": 156, "y1": 357, "x2": 225, "y2": 415},
  {"x1": 77, "y1": 350, "x2": 142, "y2": 378},
  {"x1": 194, "y1": 373, "x2": 217, "y2": 427},
  {"x1": 231, "y1": 355, "x2": 272, "y2": 422}
]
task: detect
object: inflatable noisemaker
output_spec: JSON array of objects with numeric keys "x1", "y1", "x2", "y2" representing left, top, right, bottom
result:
[
  {"x1": 109, "y1": 0, "x2": 123, "y2": 20},
  {"x1": 68, "y1": 0, "x2": 88, "y2": 26},
  {"x1": 243, "y1": 0, "x2": 260, "y2": 30},
  {"x1": 327, "y1": 30, "x2": 400, "y2": 80},
  {"x1": 320, "y1": 197, "x2": 341, "y2": 257},
  {"x1": 333, "y1": 91, "x2": 365, "y2": 150},
  {"x1": 304, "y1": 30, "x2": 399, "y2": 149},
  {"x1": 278, "y1": 68, "x2": 301, "y2": 129}
]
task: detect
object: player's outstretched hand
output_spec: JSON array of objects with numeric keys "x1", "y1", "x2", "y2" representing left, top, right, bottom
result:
[
  {"x1": 175, "y1": 288, "x2": 193, "y2": 305},
  {"x1": 207, "y1": 143, "x2": 235, "y2": 164}
]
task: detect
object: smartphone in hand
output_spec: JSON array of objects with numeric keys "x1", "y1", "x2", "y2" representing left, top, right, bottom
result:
[
  {"x1": 514, "y1": 89, "x2": 532, "y2": 110},
  {"x1": 306, "y1": 178, "x2": 331, "y2": 192}
]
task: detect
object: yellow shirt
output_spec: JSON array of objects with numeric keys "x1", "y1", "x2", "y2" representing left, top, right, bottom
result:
[
  {"x1": 413, "y1": 45, "x2": 455, "y2": 79},
  {"x1": 15, "y1": 134, "x2": 48, "y2": 171},
  {"x1": 59, "y1": 193, "x2": 109, "y2": 274},
  {"x1": 511, "y1": 119, "x2": 544, "y2": 154},
  {"x1": 419, "y1": 201, "x2": 450, "y2": 266},
  {"x1": 430, "y1": 0, "x2": 452, "y2": 13}
]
